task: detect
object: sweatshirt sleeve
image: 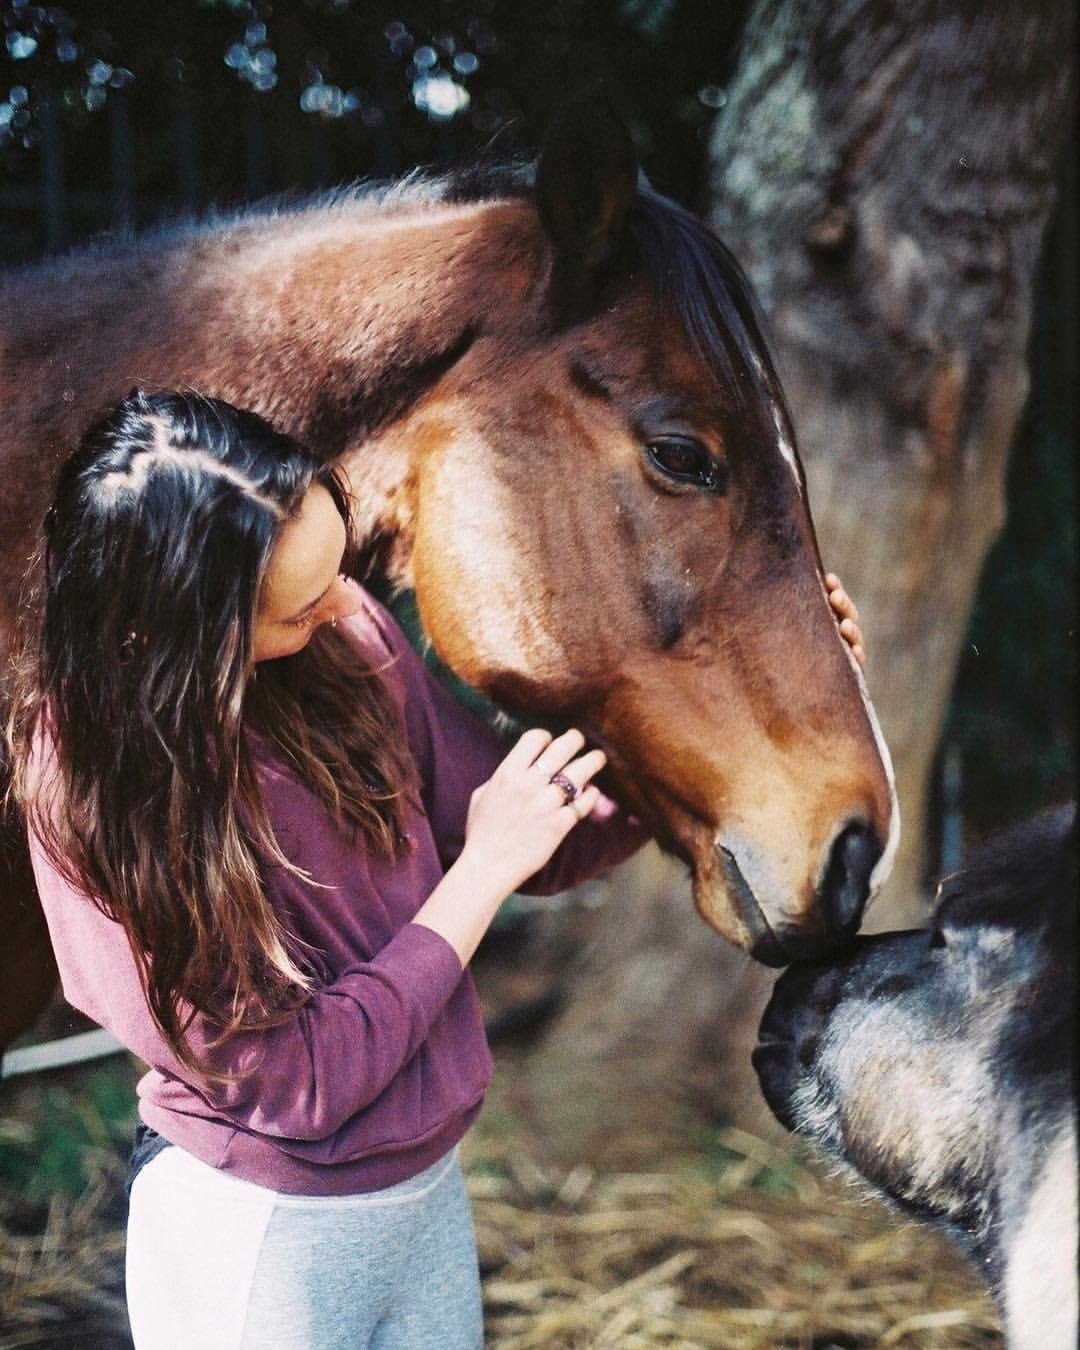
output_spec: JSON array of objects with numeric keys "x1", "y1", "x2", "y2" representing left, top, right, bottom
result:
[
  {"x1": 356, "y1": 593, "x2": 650, "y2": 894},
  {"x1": 28, "y1": 828, "x2": 466, "y2": 1142}
]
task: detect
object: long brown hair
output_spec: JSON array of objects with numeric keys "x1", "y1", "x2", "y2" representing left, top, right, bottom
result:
[{"x1": 7, "y1": 389, "x2": 416, "y2": 1076}]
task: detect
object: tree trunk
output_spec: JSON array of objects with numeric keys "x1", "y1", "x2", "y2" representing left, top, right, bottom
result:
[{"x1": 511, "y1": 0, "x2": 1073, "y2": 1159}]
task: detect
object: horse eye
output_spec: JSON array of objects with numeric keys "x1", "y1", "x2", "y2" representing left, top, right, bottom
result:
[{"x1": 646, "y1": 437, "x2": 725, "y2": 492}]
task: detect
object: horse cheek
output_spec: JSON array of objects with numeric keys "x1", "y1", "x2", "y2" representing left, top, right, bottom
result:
[{"x1": 411, "y1": 445, "x2": 571, "y2": 694}]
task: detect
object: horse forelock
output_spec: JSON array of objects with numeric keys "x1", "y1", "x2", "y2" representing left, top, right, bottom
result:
[{"x1": 628, "y1": 189, "x2": 800, "y2": 488}]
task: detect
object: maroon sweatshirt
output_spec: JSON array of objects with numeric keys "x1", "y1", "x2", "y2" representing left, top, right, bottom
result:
[{"x1": 30, "y1": 589, "x2": 647, "y2": 1195}]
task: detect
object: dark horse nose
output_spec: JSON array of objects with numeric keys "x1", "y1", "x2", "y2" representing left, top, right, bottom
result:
[
  {"x1": 773, "y1": 822, "x2": 883, "y2": 964},
  {"x1": 821, "y1": 822, "x2": 882, "y2": 934},
  {"x1": 753, "y1": 959, "x2": 845, "y2": 1128}
]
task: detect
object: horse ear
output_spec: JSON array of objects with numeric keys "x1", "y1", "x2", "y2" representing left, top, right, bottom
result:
[{"x1": 535, "y1": 87, "x2": 638, "y2": 270}]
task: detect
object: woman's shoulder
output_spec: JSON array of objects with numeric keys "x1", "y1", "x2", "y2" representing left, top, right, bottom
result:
[
  {"x1": 334, "y1": 582, "x2": 427, "y2": 710},
  {"x1": 338, "y1": 582, "x2": 407, "y2": 657},
  {"x1": 338, "y1": 583, "x2": 445, "y2": 690},
  {"x1": 334, "y1": 584, "x2": 463, "y2": 735}
]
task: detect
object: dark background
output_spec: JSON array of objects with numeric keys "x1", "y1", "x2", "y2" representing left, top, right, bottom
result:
[{"x1": 2, "y1": 0, "x2": 1074, "y2": 856}]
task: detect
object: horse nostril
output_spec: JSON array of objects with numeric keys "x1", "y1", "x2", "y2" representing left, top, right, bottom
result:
[
  {"x1": 796, "y1": 1034, "x2": 820, "y2": 1068},
  {"x1": 820, "y1": 821, "x2": 882, "y2": 936}
]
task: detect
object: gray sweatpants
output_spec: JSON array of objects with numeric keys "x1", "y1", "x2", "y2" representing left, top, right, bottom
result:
[{"x1": 126, "y1": 1144, "x2": 483, "y2": 1349}]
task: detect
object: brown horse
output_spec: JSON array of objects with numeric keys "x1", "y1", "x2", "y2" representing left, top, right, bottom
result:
[{"x1": 0, "y1": 95, "x2": 898, "y2": 1048}]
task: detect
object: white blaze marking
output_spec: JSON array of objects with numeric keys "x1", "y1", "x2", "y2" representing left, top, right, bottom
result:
[
  {"x1": 855, "y1": 658, "x2": 900, "y2": 894},
  {"x1": 825, "y1": 575, "x2": 901, "y2": 895},
  {"x1": 750, "y1": 351, "x2": 801, "y2": 491}
]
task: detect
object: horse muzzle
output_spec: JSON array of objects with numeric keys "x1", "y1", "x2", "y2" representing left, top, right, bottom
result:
[
  {"x1": 752, "y1": 959, "x2": 844, "y2": 1129},
  {"x1": 713, "y1": 819, "x2": 884, "y2": 966}
]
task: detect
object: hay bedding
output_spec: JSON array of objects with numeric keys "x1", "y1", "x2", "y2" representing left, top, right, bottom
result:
[
  {"x1": 1, "y1": 1081, "x2": 1003, "y2": 1349},
  {"x1": 464, "y1": 1124, "x2": 1003, "y2": 1349},
  {"x1": 0, "y1": 1174, "x2": 127, "y2": 1348}
]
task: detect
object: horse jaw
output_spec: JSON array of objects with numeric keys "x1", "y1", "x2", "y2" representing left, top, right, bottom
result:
[{"x1": 407, "y1": 420, "x2": 580, "y2": 691}]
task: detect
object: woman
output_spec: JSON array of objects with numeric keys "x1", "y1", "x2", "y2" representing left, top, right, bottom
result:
[{"x1": 7, "y1": 389, "x2": 864, "y2": 1348}]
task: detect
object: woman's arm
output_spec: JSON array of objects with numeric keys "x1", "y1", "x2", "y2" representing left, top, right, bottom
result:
[
  {"x1": 28, "y1": 721, "x2": 608, "y2": 1142},
  {"x1": 29, "y1": 829, "x2": 466, "y2": 1139}
]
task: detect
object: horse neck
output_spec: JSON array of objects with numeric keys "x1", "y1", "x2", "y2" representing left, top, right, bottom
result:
[
  {"x1": 1, "y1": 191, "x2": 542, "y2": 578},
  {"x1": 251, "y1": 194, "x2": 543, "y2": 566}
]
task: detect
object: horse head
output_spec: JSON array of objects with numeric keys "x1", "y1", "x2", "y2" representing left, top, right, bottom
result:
[
  {"x1": 753, "y1": 805, "x2": 1077, "y2": 1343},
  {"x1": 378, "y1": 94, "x2": 899, "y2": 964}
]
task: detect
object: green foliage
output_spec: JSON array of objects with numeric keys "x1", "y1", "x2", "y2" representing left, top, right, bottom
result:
[
  {"x1": 621, "y1": 0, "x2": 678, "y2": 37},
  {"x1": 0, "y1": 1059, "x2": 138, "y2": 1202},
  {"x1": 1, "y1": 0, "x2": 751, "y2": 260},
  {"x1": 688, "y1": 1123, "x2": 807, "y2": 1198}
]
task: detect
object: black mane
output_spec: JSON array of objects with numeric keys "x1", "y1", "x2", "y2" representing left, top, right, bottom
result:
[{"x1": 936, "y1": 801, "x2": 1077, "y2": 943}]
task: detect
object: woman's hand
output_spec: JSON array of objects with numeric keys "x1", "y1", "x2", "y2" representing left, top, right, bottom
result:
[
  {"x1": 413, "y1": 728, "x2": 606, "y2": 966},
  {"x1": 463, "y1": 728, "x2": 605, "y2": 895},
  {"x1": 825, "y1": 573, "x2": 866, "y2": 669}
]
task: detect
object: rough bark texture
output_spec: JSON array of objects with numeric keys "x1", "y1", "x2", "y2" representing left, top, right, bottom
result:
[{"x1": 510, "y1": 0, "x2": 1074, "y2": 1159}]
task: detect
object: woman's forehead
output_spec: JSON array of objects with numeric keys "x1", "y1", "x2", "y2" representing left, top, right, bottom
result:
[{"x1": 260, "y1": 483, "x2": 345, "y2": 618}]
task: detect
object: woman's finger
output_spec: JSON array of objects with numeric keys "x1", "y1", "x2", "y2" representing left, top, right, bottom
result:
[
  {"x1": 530, "y1": 727, "x2": 585, "y2": 777},
  {"x1": 550, "y1": 748, "x2": 606, "y2": 794},
  {"x1": 840, "y1": 620, "x2": 865, "y2": 657},
  {"x1": 829, "y1": 586, "x2": 859, "y2": 625},
  {"x1": 838, "y1": 618, "x2": 867, "y2": 668},
  {"x1": 567, "y1": 784, "x2": 601, "y2": 822},
  {"x1": 502, "y1": 727, "x2": 553, "y2": 771}
]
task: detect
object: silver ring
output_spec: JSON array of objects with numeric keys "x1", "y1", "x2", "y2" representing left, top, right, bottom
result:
[
  {"x1": 330, "y1": 614, "x2": 338, "y2": 629},
  {"x1": 549, "y1": 770, "x2": 578, "y2": 805}
]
